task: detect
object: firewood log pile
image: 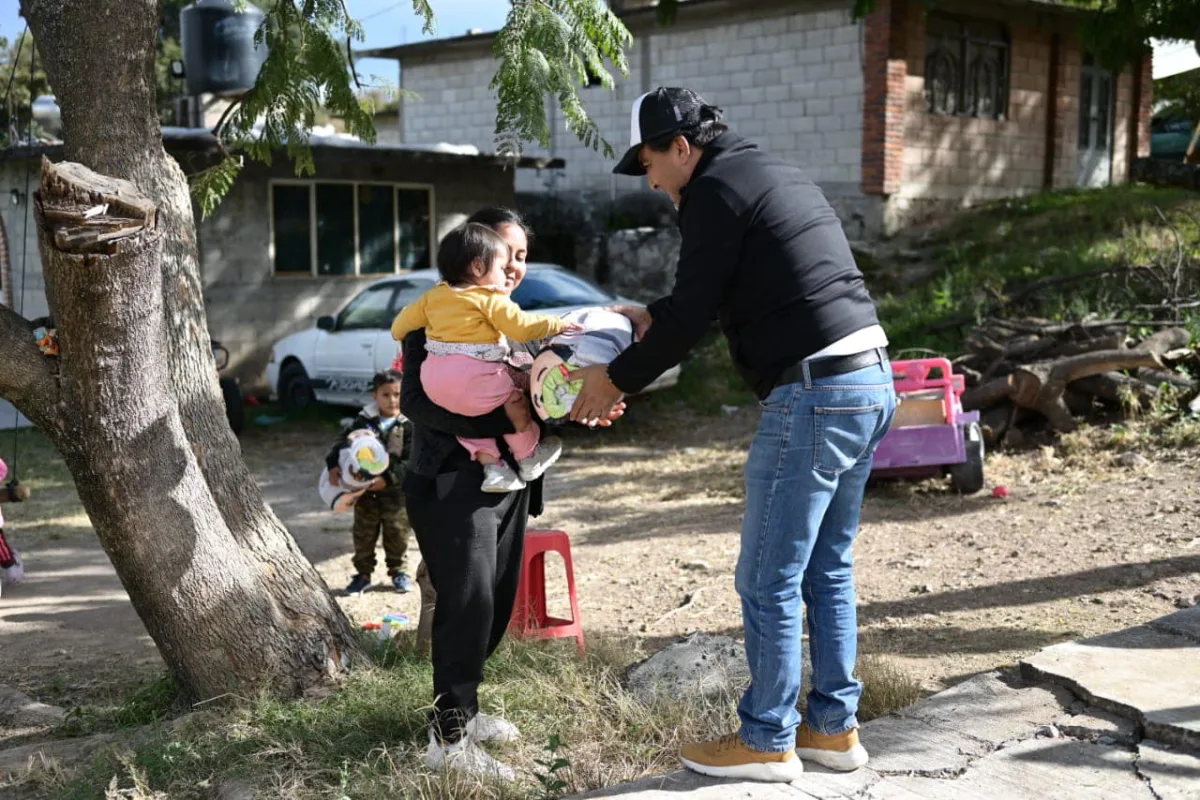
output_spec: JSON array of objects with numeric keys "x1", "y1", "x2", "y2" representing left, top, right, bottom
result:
[{"x1": 952, "y1": 318, "x2": 1200, "y2": 446}]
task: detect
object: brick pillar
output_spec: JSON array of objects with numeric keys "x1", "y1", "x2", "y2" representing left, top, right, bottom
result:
[
  {"x1": 861, "y1": 0, "x2": 907, "y2": 196},
  {"x1": 1134, "y1": 50, "x2": 1153, "y2": 159}
]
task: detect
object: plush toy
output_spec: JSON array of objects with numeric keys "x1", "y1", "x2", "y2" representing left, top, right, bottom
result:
[
  {"x1": 0, "y1": 457, "x2": 28, "y2": 590},
  {"x1": 530, "y1": 308, "x2": 635, "y2": 423},
  {"x1": 30, "y1": 316, "x2": 59, "y2": 357},
  {"x1": 317, "y1": 429, "x2": 390, "y2": 512}
]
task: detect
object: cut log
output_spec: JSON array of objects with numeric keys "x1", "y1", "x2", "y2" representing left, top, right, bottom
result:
[
  {"x1": 1010, "y1": 349, "x2": 1163, "y2": 431},
  {"x1": 1137, "y1": 328, "x2": 1191, "y2": 358},
  {"x1": 1071, "y1": 372, "x2": 1160, "y2": 407},
  {"x1": 1041, "y1": 333, "x2": 1125, "y2": 360},
  {"x1": 962, "y1": 376, "x2": 1015, "y2": 411},
  {"x1": 1064, "y1": 389, "x2": 1094, "y2": 416},
  {"x1": 1135, "y1": 367, "x2": 1197, "y2": 392},
  {"x1": 979, "y1": 402, "x2": 1014, "y2": 445}
]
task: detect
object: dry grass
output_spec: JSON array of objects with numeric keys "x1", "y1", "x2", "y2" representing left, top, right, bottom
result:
[{"x1": 33, "y1": 631, "x2": 921, "y2": 800}]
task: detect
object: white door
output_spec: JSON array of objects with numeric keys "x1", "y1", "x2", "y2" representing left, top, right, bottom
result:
[
  {"x1": 371, "y1": 277, "x2": 437, "y2": 373},
  {"x1": 1076, "y1": 55, "x2": 1114, "y2": 188},
  {"x1": 313, "y1": 283, "x2": 398, "y2": 404}
]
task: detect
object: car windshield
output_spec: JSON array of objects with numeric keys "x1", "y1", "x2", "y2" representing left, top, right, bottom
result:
[{"x1": 511, "y1": 269, "x2": 614, "y2": 311}]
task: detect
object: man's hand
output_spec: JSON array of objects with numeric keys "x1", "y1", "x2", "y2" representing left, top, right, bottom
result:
[
  {"x1": 566, "y1": 364, "x2": 626, "y2": 427},
  {"x1": 608, "y1": 305, "x2": 652, "y2": 340},
  {"x1": 368, "y1": 477, "x2": 387, "y2": 491}
]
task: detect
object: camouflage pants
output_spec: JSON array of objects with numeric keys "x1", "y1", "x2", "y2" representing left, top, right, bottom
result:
[{"x1": 351, "y1": 490, "x2": 409, "y2": 577}]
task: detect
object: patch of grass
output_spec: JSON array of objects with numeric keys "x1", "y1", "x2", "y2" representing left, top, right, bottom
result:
[
  {"x1": 46, "y1": 635, "x2": 731, "y2": 800},
  {"x1": 59, "y1": 675, "x2": 186, "y2": 739},
  {"x1": 0, "y1": 428, "x2": 73, "y2": 494},
  {"x1": 878, "y1": 185, "x2": 1200, "y2": 353},
  {"x1": 45, "y1": 633, "x2": 923, "y2": 799},
  {"x1": 855, "y1": 655, "x2": 924, "y2": 721}
]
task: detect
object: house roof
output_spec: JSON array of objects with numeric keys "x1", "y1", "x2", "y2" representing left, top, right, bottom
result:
[
  {"x1": 1, "y1": 126, "x2": 565, "y2": 170},
  {"x1": 358, "y1": 0, "x2": 1088, "y2": 62},
  {"x1": 1153, "y1": 38, "x2": 1200, "y2": 80}
]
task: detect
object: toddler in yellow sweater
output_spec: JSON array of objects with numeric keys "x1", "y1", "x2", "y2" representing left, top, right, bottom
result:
[{"x1": 392, "y1": 222, "x2": 580, "y2": 492}]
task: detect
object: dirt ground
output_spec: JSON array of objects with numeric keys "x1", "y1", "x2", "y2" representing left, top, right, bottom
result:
[{"x1": 1, "y1": 408, "x2": 1198, "y2": 727}]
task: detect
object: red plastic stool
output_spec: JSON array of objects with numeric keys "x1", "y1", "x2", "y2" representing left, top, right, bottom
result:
[{"x1": 509, "y1": 528, "x2": 585, "y2": 654}]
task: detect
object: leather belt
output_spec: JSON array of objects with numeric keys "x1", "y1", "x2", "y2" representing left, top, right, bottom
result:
[{"x1": 775, "y1": 347, "x2": 887, "y2": 389}]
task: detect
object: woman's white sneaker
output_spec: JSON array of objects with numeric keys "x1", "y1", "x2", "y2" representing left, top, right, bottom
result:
[
  {"x1": 424, "y1": 731, "x2": 516, "y2": 781},
  {"x1": 466, "y1": 712, "x2": 521, "y2": 744}
]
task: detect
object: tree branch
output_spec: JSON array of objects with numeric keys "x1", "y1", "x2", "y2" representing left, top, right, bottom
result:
[{"x1": 0, "y1": 303, "x2": 59, "y2": 425}]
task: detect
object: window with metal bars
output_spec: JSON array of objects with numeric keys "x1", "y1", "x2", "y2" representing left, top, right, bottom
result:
[{"x1": 924, "y1": 13, "x2": 1010, "y2": 121}]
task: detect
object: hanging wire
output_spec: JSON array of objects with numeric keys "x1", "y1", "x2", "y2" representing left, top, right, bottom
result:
[{"x1": 8, "y1": 32, "x2": 37, "y2": 481}]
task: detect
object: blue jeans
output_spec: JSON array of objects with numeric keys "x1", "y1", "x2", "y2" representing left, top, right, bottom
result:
[{"x1": 735, "y1": 357, "x2": 896, "y2": 752}]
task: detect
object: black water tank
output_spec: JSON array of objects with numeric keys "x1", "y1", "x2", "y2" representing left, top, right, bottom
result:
[{"x1": 180, "y1": 0, "x2": 267, "y2": 97}]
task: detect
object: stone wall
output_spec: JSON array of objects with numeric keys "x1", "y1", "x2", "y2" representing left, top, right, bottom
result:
[{"x1": 604, "y1": 227, "x2": 682, "y2": 303}]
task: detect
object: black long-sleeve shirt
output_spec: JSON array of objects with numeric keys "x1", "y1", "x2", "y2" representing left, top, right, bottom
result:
[{"x1": 606, "y1": 132, "x2": 881, "y2": 400}]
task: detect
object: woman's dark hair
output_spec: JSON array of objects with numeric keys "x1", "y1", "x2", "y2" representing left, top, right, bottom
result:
[
  {"x1": 466, "y1": 206, "x2": 535, "y2": 243},
  {"x1": 644, "y1": 103, "x2": 727, "y2": 153},
  {"x1": 371, "y1": 370, "x2": 402, "y2": 390},
  {"x1": 436, "y1": 222, "x2": 510, "y2": 285}
]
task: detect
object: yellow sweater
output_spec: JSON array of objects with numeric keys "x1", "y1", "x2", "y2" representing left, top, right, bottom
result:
[{"x1": 390, "y1": 282, "x2": 567, "y2": 345}]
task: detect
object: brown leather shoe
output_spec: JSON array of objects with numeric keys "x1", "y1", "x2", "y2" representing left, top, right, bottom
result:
[
  {"x1": 680, "y1": 732, "x2": 804, "y2": 782},
  {"x1": 794, "y1": 724, "x2": 869, "y2": 771}
]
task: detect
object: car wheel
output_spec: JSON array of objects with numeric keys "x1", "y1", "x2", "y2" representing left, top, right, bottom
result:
[
  {"x1": 219, "y1": 376, "x2": 245, "y2": 436},
  {"x1": 278, "y1": 362, "x2": 315, "y2": 411},
  {"x1": 948, "y1": 421, "x2": 985, "y2": 494}
]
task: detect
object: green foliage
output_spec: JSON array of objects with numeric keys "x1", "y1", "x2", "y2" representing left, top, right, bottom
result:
[
  {"x1": 191, "y1": 157, "x2": 242, "y2": 219},
  {"x1": 1156, "y1": 70, "x2": 1200, "y2": 121},
  {"x1": 0, "y1": 31, "x2": 52, "y2": 146},
  {"x1": 190, "y1": 0, "x2": 376, "y2": 213},
  {"x1": 873, "y1": 186, "x2": 1200, "y2": 354},
  {"x1": 491, "y1": 0, "x2": 632, "y2": 158},
  {"x1": 533, "y1": 733, "x2": 572, "y2": 795}
]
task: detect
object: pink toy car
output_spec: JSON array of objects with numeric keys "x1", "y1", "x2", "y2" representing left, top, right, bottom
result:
[{"x1": 871, "y1": 357, "x2": 985, "y2": 494}]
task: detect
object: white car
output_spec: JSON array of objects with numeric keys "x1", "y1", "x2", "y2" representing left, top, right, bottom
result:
[{"x1": 266, "y1": 263, "x2": 681, "y2": 409}]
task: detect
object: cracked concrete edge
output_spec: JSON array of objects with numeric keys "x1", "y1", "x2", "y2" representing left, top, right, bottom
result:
[{"x1": 1019, "y1": 656, "x2": 1200, "y2": 755}]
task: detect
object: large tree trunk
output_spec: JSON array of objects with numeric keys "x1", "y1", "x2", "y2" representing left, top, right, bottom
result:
[{"x1": 9, "y1": 0, "x2": 363, "y2": 701}]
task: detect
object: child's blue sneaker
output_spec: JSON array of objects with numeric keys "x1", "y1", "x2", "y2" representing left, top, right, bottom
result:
[
  {"x1": 392, "y1": 572, "x2": 414, "y2": 594},
  {"x1": 344, "y1": 574, "x2": 371, "y2": 595}
]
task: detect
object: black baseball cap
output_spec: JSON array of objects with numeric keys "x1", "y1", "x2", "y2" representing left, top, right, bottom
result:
[{"x1": 612, "y1": 86, "x2": 708, "y2": 176}]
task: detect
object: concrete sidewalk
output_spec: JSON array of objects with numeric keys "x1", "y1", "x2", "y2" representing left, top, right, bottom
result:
[{"x1": 575, "y1": 607, "x2": 1200, "y2": 799}]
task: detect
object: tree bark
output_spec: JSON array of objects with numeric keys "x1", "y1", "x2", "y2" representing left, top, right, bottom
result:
[
  {"x1": 1010, "y1": 349, "x2": 1163, "y2": 432},
  {"x1": 10, "y1": 0, "x2": 362, "y2": 702}
]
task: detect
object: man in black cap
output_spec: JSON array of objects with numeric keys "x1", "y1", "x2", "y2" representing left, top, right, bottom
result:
[{"x1": 570, "y1": 87, "x2": 896, "y2": 782}]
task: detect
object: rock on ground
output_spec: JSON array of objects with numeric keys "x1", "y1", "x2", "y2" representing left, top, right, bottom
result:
[
  {"x1": 0, "y1": 686, "x2": 65, "y2": 729},
  {"x1": 626, "y1": 633, "x2": 750, "y2": 704}
]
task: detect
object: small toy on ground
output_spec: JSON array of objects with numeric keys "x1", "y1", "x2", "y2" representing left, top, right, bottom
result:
[
  {"x1": 317, "y1": 430, "x2": 390, "y2": 511},
  {"x1": 530, "y1": 308, "x2": 634, "y2": 423},
  {"x1": 362, "y1": 613, "x2": 411, "y2": 642},
  {"x1": 871, "y1": 357, "x2": 985, "y2": 494}
]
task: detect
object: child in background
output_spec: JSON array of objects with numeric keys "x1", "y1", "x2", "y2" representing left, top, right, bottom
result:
[
  {"x1": 0, "y1": 457, "x2": 28, "y2": 592},
  {"x1": 391, "y1": 222, "x2": 578, "y2": 493},
  {"x1": 326, "y1": 370, "x2": 413, "y2": 595}
]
